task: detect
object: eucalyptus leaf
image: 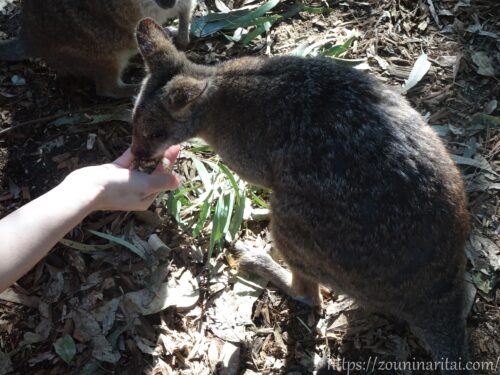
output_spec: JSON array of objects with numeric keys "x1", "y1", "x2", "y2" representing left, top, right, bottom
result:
[
  {"x1": 191, "y1": 0, "x2": 279, "y2": 38},
  {"x1": 400, "y1": 54, "x2": 431, "y2": 94},
  {"x1": 59, "y1": 238, "x2": 115, "y2": 253},
  {"x1": 52, "y1": 106, "x2": 131, "y2": 126},
  {"x1": 329, "y1": 57, "x2": 367, "y2": 67},
  {"x1": 451, "y1": 155, "x2": 498, "y2": 176},
  {"x1": 88, "y1": 230, "x2": 147, "y2": 260}
]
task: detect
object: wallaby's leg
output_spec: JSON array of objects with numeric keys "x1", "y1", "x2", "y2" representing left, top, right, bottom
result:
[
  {"x1": 95, "y1": 76, "x2": 139, "y2": 98},
  {"x1": 291, "y1": 273, "x2": 322, "y2": 306},
  {"x1": 409, "y1": 305, "x2": 471, "y2": 374},
  {"x1": 94, "y1": 51, "x2": 139, "y2": 98},
  {"x1": 233, "y1": 241, "x2": 321, "y2": 306},
  {"x1": 175, "y1": 9, "x2": 192, "y2": 49},
  {"x1": 163, "y1": 8, "x2": 192, "y2": 49}
]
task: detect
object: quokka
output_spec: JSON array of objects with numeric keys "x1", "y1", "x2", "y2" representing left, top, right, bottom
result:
[
  {"x1": 0, "y1": 0, "x2": 195, "y2": 97},
  {"x1": 131, "y1": 18, "x2": 473, "y2": 374}
]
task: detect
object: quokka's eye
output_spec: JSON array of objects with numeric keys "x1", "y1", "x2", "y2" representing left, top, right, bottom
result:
[{"x1": 151, "y1": 129, "x2": 167, "y2": 138}]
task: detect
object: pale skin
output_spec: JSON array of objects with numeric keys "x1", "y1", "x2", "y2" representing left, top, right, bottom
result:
[{"x1": 0, "y1": 145, "x2": 181, "y2": 293}]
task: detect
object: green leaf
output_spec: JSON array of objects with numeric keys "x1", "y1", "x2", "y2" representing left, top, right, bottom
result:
[
  {"x1": 291, "y1": 31, "x2": 359, "y2": 59},
  {"x1": 79, "y1": 359, "x2": 100, "y2": 375},
  {"x1": 471, "y1": 113, "x2": 500, "y2": 129},
  {"x1": 247, "y1": 14, "x2": 281, "y2": 27},
  {"x1": 218, "y1": 164, "x2": 239, "y2": 197},
  {"x1": 228, "y1": 0, "x2": 280, "y2": 27},
  {"x1": 321, "y1": 36, "x2": 355, "y2": 57},
  {"x1": 192, "y1": 192, "x2": 213, "y2": 238},
  {"x1": 88, "y1": 230, "x2": 147, "y2": 260},
  {"x1": 229, "y1": 183, "x2": 247, "y2": 238},
  {"x1": 167, "y1": 190, "x2": 183, "y2": 224},
  {"x1": 451, "y1": 155, "x2": 498, "y2": 176},
  {"x1": 241, "y1": 4, "x2": 303, "y2": 45},
  {"x1": 193, "y1": 158, "x2": 213, "y2": 189},
  {"x1": 208, "y1": 191, "x2": 232, "y2": 259},
  {"x1": 301, "y1": 5, "x2": 333, "y2": 15},
  {"x1": 222, "y1": 191, "x2": 235, "y2": 234},
  {"x1": 54, "y1": 335, "x2": 76, "y2": 365},
  {"x1": 241, "y1": 21, "x2": 272, "y2": 45},
  {"x1": 471, "y1": 270, "x2": 496, "y2": 294},
  {"x1": 191, "y1": 0, "x2": 280, "y2": 38},
  {"x1": 250, "y1": 190, "x2": 270, "y2": 209}
]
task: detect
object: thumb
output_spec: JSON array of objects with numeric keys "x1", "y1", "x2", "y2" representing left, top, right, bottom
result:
[
  {"x1": 113, "y1": 148, "x2": 135, "y2": 168},
  {"x1": 145, "y1": 173, "x2": 180, "y2": 194}
]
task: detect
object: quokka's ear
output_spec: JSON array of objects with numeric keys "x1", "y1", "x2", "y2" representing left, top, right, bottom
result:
[
  {"x1": 162, "y1": 76, "x2": 208, "y2": 120},
  {"x1": 136, "y1": 18, "x2": 180, "y2": 67}
]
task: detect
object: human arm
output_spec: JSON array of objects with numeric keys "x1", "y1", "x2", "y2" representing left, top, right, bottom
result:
[{"x1": 0, "y1": 146, "x2": 180, "y2": 292}]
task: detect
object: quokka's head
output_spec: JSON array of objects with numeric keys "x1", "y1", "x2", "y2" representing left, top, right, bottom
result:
[{"x1": 132, "y1": 18, "x2": 208, "y2": 161}]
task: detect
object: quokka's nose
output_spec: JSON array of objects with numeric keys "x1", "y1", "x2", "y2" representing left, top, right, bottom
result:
[{"x1": 131, "y1": 142, "x2": 150, "y2": 160}]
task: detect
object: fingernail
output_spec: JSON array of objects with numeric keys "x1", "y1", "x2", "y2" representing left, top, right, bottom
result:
[{"x1": 162, "y1": 157, "x2": 173, "y2": 173}]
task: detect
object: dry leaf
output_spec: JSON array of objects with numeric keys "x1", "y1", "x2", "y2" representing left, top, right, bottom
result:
[
  {"x1": 124, "y1": 269, "x2": 199, "y2": 315},
  {"x1": 471, "y1": 51, "x2": 495, "y2": 77},
  {"x1": 400, "y1": 54, "x2": 431, "y2": 94},
  {"x1": 92, "y1": 335, "x2": 120, "y2": 363}
]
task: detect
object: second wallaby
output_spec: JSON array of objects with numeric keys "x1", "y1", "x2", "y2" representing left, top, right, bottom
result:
[
  {"x1": 132, "y1": 19, "x2": 473, "y2": 374},
  {"x1": 0, "y1": 0, "x2": 196, "y2": 98}
]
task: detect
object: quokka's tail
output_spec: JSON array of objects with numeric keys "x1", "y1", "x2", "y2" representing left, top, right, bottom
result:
[{"x1": 0, "y1": 38, "x2": 29, "y2": 61}]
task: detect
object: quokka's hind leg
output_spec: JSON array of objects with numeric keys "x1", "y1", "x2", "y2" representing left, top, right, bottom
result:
[
  {"x1": 162, "y1": 6, "x2": 192, "y2": 50},
  {"x1": 95, "y1": 76, "x2": 139, "y2": 98},
  {"x1": 408, "y1": 302, "x2": 472, "y2": 374},
  {"x1": 232, "y1": 241, "x2": 321, "y2": 306},
  {"x1": 93, "y1": 53, "x2": 139, "y2": 98},
  {"x1": 175, "y1": 8, "x2": 192, "y2": 49}
]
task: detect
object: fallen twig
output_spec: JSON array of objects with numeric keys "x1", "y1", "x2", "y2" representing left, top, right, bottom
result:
[{"x1": 0, "y1": 101, "x2": 130, "y2": 136}]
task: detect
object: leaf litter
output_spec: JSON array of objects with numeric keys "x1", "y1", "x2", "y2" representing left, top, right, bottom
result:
[{"x1": 0, "y1": 0, "x2": 499, "y2": 374}]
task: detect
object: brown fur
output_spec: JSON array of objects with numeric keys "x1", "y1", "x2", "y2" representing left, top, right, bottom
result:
[
  {"x1": 132, "y1": 19, "x2": 473, "y2": 373},
  {"x1": 2, "y1": 0, "x2": 195, "y2": 98}
]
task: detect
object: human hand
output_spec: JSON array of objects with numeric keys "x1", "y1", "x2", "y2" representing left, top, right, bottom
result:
[{"x1": 61, "y1": 146, "x2": 180, "y2": 212}]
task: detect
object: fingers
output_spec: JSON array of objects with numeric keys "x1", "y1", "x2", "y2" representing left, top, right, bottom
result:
[
  {"x1": 135, "y1": 175, "x2": 178, "y2": 211},
  {"x1": 164, "y1": 144, "x2": 181, "y2": 165},
  {"x1": 113, "y1": 148, "x2": 135, "y2": 168},
  {"x1": 146, "y1": 173, "x2": 180, "y2": 193},
  {"x1": 153, "y1": 145, "x2": 181, "y2": 174},
  {"x1": 138, "y1": 192, "x2": 158, "y2": 211}
]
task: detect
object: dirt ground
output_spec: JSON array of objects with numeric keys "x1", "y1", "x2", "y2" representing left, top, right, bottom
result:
[{"x1": 0, "y1": 0, "x2": 499, "y2": 374}]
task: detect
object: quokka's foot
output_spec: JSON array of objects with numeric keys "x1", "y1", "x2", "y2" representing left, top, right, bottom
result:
[{"x1": 231, "y1": 241, "x2": 322, "y2": 307}]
